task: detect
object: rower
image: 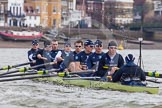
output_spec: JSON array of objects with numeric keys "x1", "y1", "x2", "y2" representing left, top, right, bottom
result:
[
  {"x1": 58, "y1": 42, "x2": 72, "y2": 71},
  {"x1": 27, "y1": 39, "x2": 40, "y2": 67},
  {"x1": 87, "y1": 39, "x2": 105, "y2": 70},
  {"x1": 50, "y1": 39, "x2": 62, "y2": 69},
  {"x1": 36, "y1": 40, "x2": 53, "y2": 70},
  {"x1": 112, "y1": 54, "x2": 146, "y2": 86},
  {"x1": 67, "y1": 39, "x2": 94, "y2": 76},
  {"x1": 59, "y1": 40, "x2": 83, "y2": 72},
  {"x1": 95, "y1": 40, "x2": 124, "y2": 77}
]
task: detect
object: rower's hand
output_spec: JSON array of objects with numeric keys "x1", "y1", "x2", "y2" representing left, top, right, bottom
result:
[
  {"x1": 81, "y1": 65, "x2": 87, "y2": 70},
  {"x1": 32, "y1": 60, "x2": 36, "y2": 63},
  {"x1": 110, "y1": 67, "x2": 119, "y2": 74},
  {"x1": 64, "y1": 68, "x2": 69, "y2": 72},
  {"x1": 53, "y1": 61, "x2": 57, "y2": 64},
  {"x1": 56, "y1": 57, "x2": 64, "y2": 62},
  {"x1": 41, "y1": 57, "x2": 48, "y2": 61}
]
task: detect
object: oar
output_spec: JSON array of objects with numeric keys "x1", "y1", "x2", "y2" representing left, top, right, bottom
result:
[
  {"x1": 0, "y1": 62, "x2": 54, "y2": 76},
  {"x1": 0, "y1": 74, "x2": 57, "y2": 82},
  {"x1": 146, "y1": 78, "x2": 162, "y2": 83},
  {"x1": 57, "y1": 70, "x2": 95, "y2": 77},
  {"x1": 0, "y1": 70, "x2": 95, "y2": 82},
  {"x1": 0, "y1": 61, "x2": 36, "y2": 71},
  {"x1": 63, "y1": 77, "x2": 101, "y2": 80},
  {"x1": 0, "y1": 69, "x2": 60, "y2": 78},
  {"x1": 145, "y1": 71, "x2": 162, "y2": 78}
]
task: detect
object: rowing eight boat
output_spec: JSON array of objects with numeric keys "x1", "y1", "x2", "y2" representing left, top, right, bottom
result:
[{"x1": 35, "y1": 77, "x2": 159, "y2": 94}]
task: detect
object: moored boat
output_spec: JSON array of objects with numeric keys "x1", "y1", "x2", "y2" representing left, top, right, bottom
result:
[
  {"x1": 0, "y1": 30, "x2": 43, "y2": 41},
  {"x1": 127, "y1": 39, "x2": 154, "y2": 45},
  {"x1": 35, "y1": 77, "x2": 159, "y2": 94}
]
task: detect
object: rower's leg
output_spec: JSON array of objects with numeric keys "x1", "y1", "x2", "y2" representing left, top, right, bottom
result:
[{"x1": 68, "y1": 62, "x2": 82, "y2": 72}]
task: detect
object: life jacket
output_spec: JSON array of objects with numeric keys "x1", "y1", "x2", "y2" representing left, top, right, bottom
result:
[{"x1": 102, "y1": 53, "x2": 119, "y2": 70}]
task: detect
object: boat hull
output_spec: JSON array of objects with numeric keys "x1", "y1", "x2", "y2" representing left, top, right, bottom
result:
[
  {"x1": 35, "y1": 77, "x2": 159, "y2": 94},
  {"x1": 0, "y1": 31, "x2": 43, "y2": 41}
]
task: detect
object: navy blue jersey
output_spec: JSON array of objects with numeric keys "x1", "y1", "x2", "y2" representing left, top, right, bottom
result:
[
  {"x1": 74, "y1": 51, "x2": 93, "y2": 77},
  {"x1": 50, "y1": 49, "x2": 62, "y2": 69},
  {"x1": 69, "y1": 51, "x2": 78, "y2": 62},
  {"x1": 60, "y1": 51, "x2": 79, "y2": 71},
  {"x1": 36, "y1": 49, "x2": 53, "y2": 70},
  {"x1": 50, "y1": 49, "x2": 62, "y2": 61},
  {"x1": 95, "y1": 52, "x2": 124, "y2": 77},
  {"x1": 87, "y1": 52, "x2": 105, "y2": 69},
  {"x1": 28, "y1": 48, "x2": 40, "y2": 66},
  {"x1": 74, "y1": 51, "x2": 92, "y2": 65}
]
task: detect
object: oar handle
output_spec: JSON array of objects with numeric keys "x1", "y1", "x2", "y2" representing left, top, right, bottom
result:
[
  {"x1": 70, "y1": 70, "x2": 95, "y2": 74},
  {"x1": 57, "y1": 70, "x2": 95, "y2": 77}
]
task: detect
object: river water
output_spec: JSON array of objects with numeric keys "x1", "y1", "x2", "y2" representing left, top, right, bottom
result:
[{"x1": 0, "y1": 48, "x2": 162, "y2": 108}]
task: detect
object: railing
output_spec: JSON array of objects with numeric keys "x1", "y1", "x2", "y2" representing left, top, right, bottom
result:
[{"x1": 8, "y1": 13, "x2": 25, "y2": 18}]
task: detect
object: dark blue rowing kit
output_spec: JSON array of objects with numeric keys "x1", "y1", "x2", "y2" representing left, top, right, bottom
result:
[
  {"x1": 87, "y1": 52, "x2": 105, "y2": 70},
  {"x1": 95, "y1": 52, "x2": 124, "y2": 77},
  {"x1": 28, "y1": 48, "x2": 40, "y2": 67}
]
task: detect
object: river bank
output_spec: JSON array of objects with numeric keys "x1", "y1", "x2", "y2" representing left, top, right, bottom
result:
[{"x1": 0, "y1": 38, "x2": 162, "y2": 49}]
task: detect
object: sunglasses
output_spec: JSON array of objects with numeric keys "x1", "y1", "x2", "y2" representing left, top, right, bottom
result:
[
  {"x1": 47, "y1": 45, "x2": 52, "y2": 48},
  {"x1": 65, "y1": 45, "x2": 71, "y2": 47},
  {"x1": 109, "y1": 46, "x2": 117, "y2": 49},
  {"x1": 33, "y1": 44, "x2": 38, "y2": 46},
  {"x1": 75, "y1": 46, "x2": 82, "y2": 48},
  {"x1": 90, "y1": 45, "x2": 94, "y2": 48},
  {"x1": 95, "y1": 45, "x2": 102, "y2": 47}
]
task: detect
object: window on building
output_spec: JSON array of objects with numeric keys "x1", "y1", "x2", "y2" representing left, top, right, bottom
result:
[
  {"x1": 53, "y1": 7, "x2": 56, "y2": 13},
  {"x1": 0, "y1": 5, "x2": 4, "y2": 13},
  {"x1": 20, "y1": 7, "x2": 21, "y2": 15},
  {"x1": 0, "y1": 16, "x2": 4, "y2": 21},
  {"x1": 44, "y1": 5, "x2": 47, "y2": 13},
  {"x1": 10, "y1": 7, "x2": 12, "y2": 13},
  {"x1": 13, "y1": 7, "x2": 15, "y2": 15},
  {"x1": 30, "y1": 6, "x2": 34, "y2": 13},
  {"x1": 16, "y1": 7, "x2": 18, "y2": 15},
  {"x1": 36, "y1": 6, "x2": 40, "y2": 13},
  {"x1": 53, "y1": 19, "x2": 56, "y2": 26}
]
